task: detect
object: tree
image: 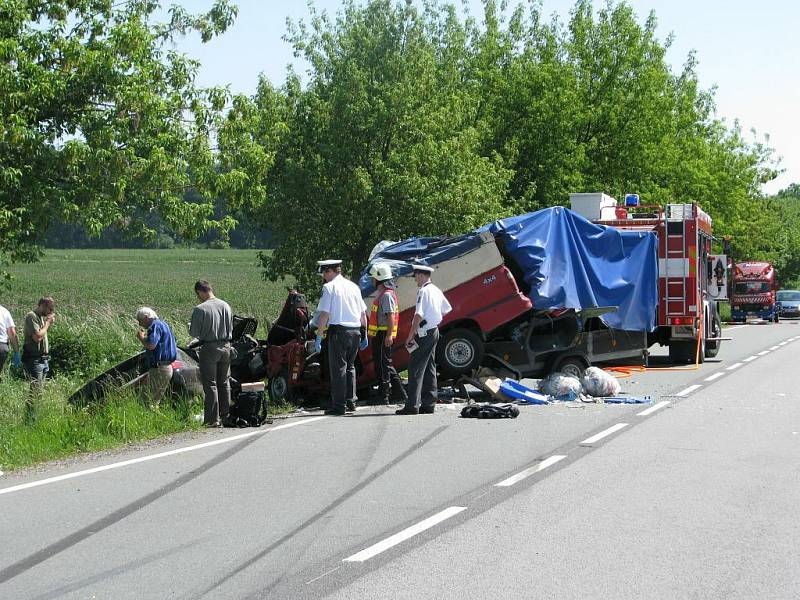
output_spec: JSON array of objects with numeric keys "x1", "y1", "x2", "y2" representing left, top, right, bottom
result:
[
  {"x1": 220, "y1": 0, "x2": 512, "y2": 292},
  {"x1": 0, "y1": 0, "x2": 238, "y2": 277}
]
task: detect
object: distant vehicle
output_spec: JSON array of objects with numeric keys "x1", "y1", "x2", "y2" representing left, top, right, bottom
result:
[
  {"x1": 730, "y1": 261, "x2": 779, "y2": 322},
  {"x1": 776, "y1": 290, "x2": 800, "y2": 319}
]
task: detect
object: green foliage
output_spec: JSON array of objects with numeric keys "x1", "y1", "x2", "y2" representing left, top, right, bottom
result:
[
  {"x1": 217, "y1": 0, "x2": 782, "y2": 292},
  {"x1": 0, "y1": 0, "x2": 238, "y2": 276},
  {"x1": 0, "y1": 377, "x2": 202, "y2": 470},
  {"x1": 219, "y1": 0, "x2": 512, "y2": 292}
]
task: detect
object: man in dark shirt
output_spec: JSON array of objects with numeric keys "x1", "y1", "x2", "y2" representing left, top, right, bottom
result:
[
  {"x1": 136, "y1": 307, "x2": 177, "y2": 408},
  {"x1": 22, "y1": 296, "x2": 55, "y2": 422}
]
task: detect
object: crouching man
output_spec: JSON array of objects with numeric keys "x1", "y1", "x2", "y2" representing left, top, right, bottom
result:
[{"x1": 136, "y1": 307, "x2": 177, "y2": 408}]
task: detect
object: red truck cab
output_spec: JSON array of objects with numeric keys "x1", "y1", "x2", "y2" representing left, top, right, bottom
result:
[{"x1": 730, "y1": 261, "x2": 779, "y2": 322}]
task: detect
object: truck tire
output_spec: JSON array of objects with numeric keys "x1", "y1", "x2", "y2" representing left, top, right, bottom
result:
[
  {"x1": 437, "y1": 328, "x2": 484, "y2": 378},
  {"x1": 268, "y1": 368, "x2": 293, "y2": 404},
  {"x1": 705, "y1": 310, "x2": 722, "y2": 358},
  {"x1": 553, "y1": 355, "x2": 588, "y2": 379}
]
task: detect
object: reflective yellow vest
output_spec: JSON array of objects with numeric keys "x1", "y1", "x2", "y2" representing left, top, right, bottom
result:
[{"x1": 367, "y1": 287, "x2": 399, "y2": 337}]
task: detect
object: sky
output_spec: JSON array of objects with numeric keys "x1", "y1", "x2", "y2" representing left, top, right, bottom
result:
[{"x1": 175, "y1": 0, "x2": 799, "y2": 194}]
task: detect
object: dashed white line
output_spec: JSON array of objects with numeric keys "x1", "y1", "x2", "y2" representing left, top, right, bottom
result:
[
  {"x1": 343, "y1": 506, "x2": 467, "y2": 562},
  {"x1": 637, "y1": 401, "x2": 670, "y2": 416},
  {"x1": 726, "y1": 362, "x2": 744, "y2": 371},
  {"x1": 494, "y1": 455, "x2": 567, "y2": 487},
  {"x1": 743, "y1": 356, "x2": 758, "y2": 362},
  {"x1": 580, "y1": 423, "x2": 629, "y2": 445},
  {"x1": 769, "y1": 345, "x2": 780, "y2": 350},
  {"x1": 0, "y1": 417, "x2": 328, "y2": 497},
  {"x1": 778, "y1": 341, "x2": 787, "y2": 346},
  {"x1": 704, "y1": 372, "x2": 725, "y2": 382},
  {"x1": 675, "y1": 384, "x2": 703, "y2": 397},
  {"x1": 757, "y1": 350, "x2": 770, "y2": 356}
]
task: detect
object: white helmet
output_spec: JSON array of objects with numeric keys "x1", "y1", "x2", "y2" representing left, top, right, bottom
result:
[{"x1": 369, "y1": 262, "x2": 394, "y2": 282}]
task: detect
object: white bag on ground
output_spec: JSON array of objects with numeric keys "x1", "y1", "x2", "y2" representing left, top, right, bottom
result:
[
  {"x1": 538, "y1": 373, "x2": 584, "y2": 397},
  {"x1": 581, "y1": 366, "x2": 621, "y2": 397}
]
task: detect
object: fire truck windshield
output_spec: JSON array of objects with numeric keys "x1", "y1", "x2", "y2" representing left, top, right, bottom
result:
[{"x1": 735, "y1": 282, "x2": 769, "y2": 294}]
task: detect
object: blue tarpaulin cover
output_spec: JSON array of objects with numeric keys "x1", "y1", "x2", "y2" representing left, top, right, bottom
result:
[
  {"x1": 361, "y1": 207, "x2": 658, "y2": 332},
  {"x1": 478, "y1": 207, "x2": 658, "y2": 332},
  {"x1": 358, "y1": 233, "x2": 485, "y2": 294}
]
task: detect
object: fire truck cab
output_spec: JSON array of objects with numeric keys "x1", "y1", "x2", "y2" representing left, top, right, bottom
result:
[{"x1": 589, "y1": 196, "x2": 724, "y2": 363}]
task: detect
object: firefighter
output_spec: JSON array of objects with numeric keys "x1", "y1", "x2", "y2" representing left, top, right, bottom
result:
[
  {"x1": 396, "y1": 263, "x2": 452, "y2": 415},
  {"x1": 315, "y1": 259, "x2": 368, "y2": 415},
  {"x1": 367, "y1": 263, "x2": 408, "y2": 405}
]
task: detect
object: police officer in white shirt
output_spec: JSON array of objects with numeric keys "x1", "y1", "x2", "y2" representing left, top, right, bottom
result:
[
  {"x1": 397, "y1": 263, "x2": 452, "y2": 415},
  {"x1": 315, "y1": 259, "x2": 368, "y2": 415},
  {"x1": 0, "y1": 303, "x2": 21, "y2": 375}
]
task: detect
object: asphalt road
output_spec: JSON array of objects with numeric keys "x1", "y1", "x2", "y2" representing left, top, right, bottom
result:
[{"x1": 1, "y1": 321, "x2": 798, "y2": 599}]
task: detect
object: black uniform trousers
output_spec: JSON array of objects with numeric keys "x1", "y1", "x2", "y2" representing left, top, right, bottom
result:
[
  {"x1": 404, "y1": 328, "x2": 439, "y2": 410},
  {"x1": 372, "y1": 330, "x2": 407, "y2": 402},
  {"x1": 327, "y1": 325, "x2": 360, "y2": 412}
]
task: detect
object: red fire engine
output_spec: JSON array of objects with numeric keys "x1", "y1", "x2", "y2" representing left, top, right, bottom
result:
[{"x1": 589, "y1": 195, "x2": 725, "y2": 363}]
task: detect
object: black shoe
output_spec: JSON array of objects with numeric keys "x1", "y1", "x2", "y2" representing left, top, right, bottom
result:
[
  {"x1": 346, "y1": 401, "x2": 357, "y2": 413},
  {"x1": 324, "y1": 409, "x2": 346, "y2": 416},
  {"x1": 395, "y1": 406, "x2": 419, "y2": 415},
  {"x1": 419, "y1": 406, "x2": 435, "y2": 414}
]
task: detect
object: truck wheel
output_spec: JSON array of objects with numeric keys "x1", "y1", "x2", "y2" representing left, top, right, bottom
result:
[
  {"x1": 437, "y1": 328, "x2": 484, "y2": 378},
  {"x1": 705, "y1": 311, "x2": 722, "y2": 358},
  {"x1": 553, "y1": 356, "x2": 588, "y2": 379},
  {"x1": 268, "y1": 368, "x2": 293, "y2": 404}
]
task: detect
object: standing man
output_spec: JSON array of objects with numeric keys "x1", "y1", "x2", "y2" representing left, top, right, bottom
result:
[
  {"x1": 22, "y1": 297, "x2": 56, "y2": 422},
  {"x1": 190, "y1": 280, "x2": 233, "y2": 428},
  {"x1": 396, "y1": 264, "x2": 452, "y2": 415},
  {"x1": 135, "y1": 307, "x2": 177, "y2": 408},
  {"x1": 0, "y1": 303, "x2": 21, "y2": 375},
  {"x1": 367, "y1": 263, "x2": 408, "y2": 405},
  {"x1": 314, "y1": 259, "x2": 368, "y2": 416}
]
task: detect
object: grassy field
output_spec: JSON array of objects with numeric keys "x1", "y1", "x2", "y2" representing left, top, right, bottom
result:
[
  {"x1": 3, "y1": 249, "x2": 293, "y2": 341},
  {"x1": 0, "y1": 249, "x2": 298, "y2": 471}
]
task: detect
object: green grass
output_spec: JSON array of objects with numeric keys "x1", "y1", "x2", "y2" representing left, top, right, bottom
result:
[{"x1": 0, "y1": 249, "x2": 298, "y2": 471}]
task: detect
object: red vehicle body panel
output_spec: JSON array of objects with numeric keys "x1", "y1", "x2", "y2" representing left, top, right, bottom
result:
[{"x1": 357, "y1": 264, "x2": 532, "y2": 384}]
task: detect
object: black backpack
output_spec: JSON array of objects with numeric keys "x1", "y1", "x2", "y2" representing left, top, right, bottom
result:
[{"x1": 460, "y1": 403, "x2": 520, "y2": 419}]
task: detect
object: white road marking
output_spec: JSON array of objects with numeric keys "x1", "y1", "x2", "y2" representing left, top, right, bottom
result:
[
  {"x1": 704, "y1": 372, "x2": 725, "y2": 382},
  {"x1": 757, "y1": 350, "x2": 770, "y2": 356},
  {"x1": 675, "y1": 384, "x2": 703, "y2": 397},
  {"x1": 778, "y1": 341, "x2": 787, "y2": 346},
  {"x1": 580, "y1": 423, "x2": 629, "y2": 445},
  {"x1": 0, "y1": 417, "x2": 327, "y2": 497},
  {"x1": 743, "y1": 356, "x2": 758, "y2": 362},
  {"x1": 305, "y1": 566, "x2": 342, "y2": 585},
  {"x1": 726, "y1": 362, "x2": 744, "y2": 371},
  {"x1": 724, "y1": 325, "x2": 746, "y2": 331},
  {"x1": 637, "y1": 401, "x2": 670, "y2": 416},
  {"x1": 343, "y1": 506, "x2": 467, "y2": 562},
  {"x1": 769, "y1": 345, "x2": 780, "y2": 350},
  {"x1": 494, "y1": 455, "x2": 567, "y2": 487}
]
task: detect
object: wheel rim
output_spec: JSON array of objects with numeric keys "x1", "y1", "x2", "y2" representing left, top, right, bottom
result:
[
  {"x1": 446, "y1": 339, "x2": 474, "y2": 367},
  {"x1": 270, "y1": 376, "x2": 287, "y2": 400}
]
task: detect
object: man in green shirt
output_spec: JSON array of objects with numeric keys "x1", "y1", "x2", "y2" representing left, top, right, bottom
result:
[{"x1": 22, "y1": 296, "x2": 56, "y2": 422}]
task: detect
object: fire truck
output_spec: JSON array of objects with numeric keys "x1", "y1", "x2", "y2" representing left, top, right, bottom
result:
[
  {"x1": 730, "y1": 261, "x2": 779, "y2": 322},
  {"x1": 587, "y1": 194, "x2": 727, "y2": 363}
]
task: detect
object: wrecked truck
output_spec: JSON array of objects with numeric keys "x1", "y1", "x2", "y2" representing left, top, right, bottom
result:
[{"x1": 358, "y1": 206, "x2": 659, "y2": 382}]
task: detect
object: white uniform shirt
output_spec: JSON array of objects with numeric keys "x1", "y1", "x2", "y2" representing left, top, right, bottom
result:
[
  {"x1": 0, "y1": 305, "x2": 15, "y2": 344},
  {"x1": 318, "y1": 274, "x2": 367, "y2": 327},
  {"x1": 415, "y1": 282, "x2": 452, "y2": 331}
]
